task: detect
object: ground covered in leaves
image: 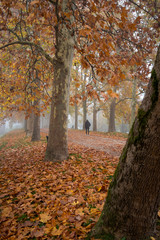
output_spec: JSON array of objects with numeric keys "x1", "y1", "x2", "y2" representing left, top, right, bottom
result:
[{"x1": 0, "y1": 129, "x2": 132, "y2": 240}]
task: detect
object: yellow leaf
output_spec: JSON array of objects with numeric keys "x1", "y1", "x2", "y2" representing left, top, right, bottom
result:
[
  {"x1": 40, "y1": 213, "x2": 52, "y2": 223},
  {"x1": 72, "y1": 200, "x2": 79, "y2": 206},
  {"x1": 51, "y1": 226, "x2": 63, "y2": 236},
  {"x1": 75, "y1": 208, "x2": 84, "y2": 216},
  {"x1": 150, "y1": 237, "x2": 156, "y2": 240},
  {"x1": 97, "y1": 186, "x2": 102, "y2": 192}
]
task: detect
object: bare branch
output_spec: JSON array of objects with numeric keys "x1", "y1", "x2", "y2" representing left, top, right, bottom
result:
[
  {"x1": 128, "y1": 0, "x2": 160, "y2": 25},
  {"x1": 48, "y1": 0, "x2": 56, "y2": 5},
  {"x1": 116, "y1": 97, "x2": 132, "y2": 105}
]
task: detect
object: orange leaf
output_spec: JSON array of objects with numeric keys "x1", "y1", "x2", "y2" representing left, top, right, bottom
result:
[
  {"x1": 31, "y1": 0, "x2": 39, "y2": 5},
  {"x1": 75, "y1": 208, "x2": 84, "y2": 216},
  {"x1": 1, "y1": 207, "x2": 12, "y2": 217},
  {"x1": 40, "y1": 213, "x2": 52, "y2": 223}
]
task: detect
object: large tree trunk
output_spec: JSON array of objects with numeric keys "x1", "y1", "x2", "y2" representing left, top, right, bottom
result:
[
  {"x1": 31, "y1": 111, "x2": 40, "y2": 141},
  {"x1": 45, "y1": 0, "x2": 74, "y2": 162},
  {"x1": 91, "y1": 46, "x2": 160, "y2": 240},
  {"x1": 26, "y1": 112, "x2": 34, "y2": 137},
  {"x1": 108, "y1": 98, "x2": 116, "y2": 132}
]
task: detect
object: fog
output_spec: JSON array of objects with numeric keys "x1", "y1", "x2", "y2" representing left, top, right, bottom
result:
[{"x1": 0, "y1": 121, "x2": 23, "y2": 137}]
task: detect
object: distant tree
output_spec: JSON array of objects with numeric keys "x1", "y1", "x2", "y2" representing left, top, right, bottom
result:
[{"x1": 31, "y1": 70, "x2": 41, "y2": 141}]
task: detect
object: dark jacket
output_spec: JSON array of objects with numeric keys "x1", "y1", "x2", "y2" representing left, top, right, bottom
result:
[{"x1": 85, "y1": 120, "x2": 91, "y2": 128}]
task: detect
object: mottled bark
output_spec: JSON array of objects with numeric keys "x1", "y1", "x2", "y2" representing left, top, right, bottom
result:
[
  {"x1": 108, "y1": 98, "x2": 116, "y2": 132},
  {"x1": 91, "y1": 45, "x2": 160, "y2": 240},
  {"x1": 45, "y1": 0, "x2": 74, "y2": 162}
]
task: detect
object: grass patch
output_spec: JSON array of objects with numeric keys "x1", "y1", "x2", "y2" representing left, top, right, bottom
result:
[{"x1": 0, "y1": 141, "x2": 8, "y2": 150}]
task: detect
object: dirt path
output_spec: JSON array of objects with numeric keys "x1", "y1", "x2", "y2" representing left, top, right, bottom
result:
[{"x1": 41, "y1": 129, "x2": 127, "y2": 157}]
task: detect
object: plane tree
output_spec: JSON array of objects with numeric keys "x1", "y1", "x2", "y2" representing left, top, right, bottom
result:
[
  {"x1": 0, "y1": 1, "x2": 160, "y2": 239},
  {"x1": 0, "y1": 0, "x2": 157, "y2": 162}
]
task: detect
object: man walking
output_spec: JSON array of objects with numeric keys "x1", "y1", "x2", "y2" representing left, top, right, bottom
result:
[{"x1": 85, "y1": 119, "x2": 91, "y2": 135}]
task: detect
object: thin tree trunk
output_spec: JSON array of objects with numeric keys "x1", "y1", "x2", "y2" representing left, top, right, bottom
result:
[
  {"x1": 91, "y1": 45, "x2": 160, "y2": 240},
  {"x1": 75, "y1": 65, "x2": 78, "y2": 129},
  {"x1": 82, "y1": 69, "x2": 87, "y2": 130},
  {"x1": 45, "y1": 0, "x2": 74, "y2": 162},
  {"x1": 93, "y1": 98, "x2": 97, "y2": 131},
  {"x1": 83, "y1": 99, "x2": 87, "y2": 130},
  {"x1": 24, "y1": 118, "x2": 27, "y2": 132},
  {"x1": 130, "y1": 77, "x2": 137, "y2": 128},
  {"x1": 108, "y1": 98, "x2": 116, "y2": 132},
  {"x1": 31, "y1": 72, "x2": 40, "y2": 141},
  {"x1": 75, "y1": 98, "x2": 78, "y2": 129}
]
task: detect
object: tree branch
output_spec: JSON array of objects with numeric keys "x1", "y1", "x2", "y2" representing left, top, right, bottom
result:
[
  {"x1": 116, "y1": 97, "x2": 132, "y2": 105},
  {"x1": 0, "y1": 41, "x2": 55, "y2": 65},
  {"x1": 48, "y1": 0, "x2": 56, "y2": 5},
  {"x1": 128, "y1": 0, "x2": 160, "y2": 25}
]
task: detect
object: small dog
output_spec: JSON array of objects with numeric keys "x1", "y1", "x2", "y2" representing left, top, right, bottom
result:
[{"x1": 46, "y1": 136, "x2": 49, "y2": 142}]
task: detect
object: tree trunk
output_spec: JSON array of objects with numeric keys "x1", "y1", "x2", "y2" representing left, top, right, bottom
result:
[
  {"x1": 75, "y1": 98, "x2": 78, "y2": 129},
  {"x1": 91, "y1": 45, "x2": 160, "y2": 240},
  {"x1": 82, "y1": 68, "x2": 87, "y2": 130},
  {"x1": 26, "y1": 112, "x2": 34, "y2": 137},
  {"x1": 31, "y1": 111, "x2": 40, "y2": 141},
  {"x1": 130, "y1": 77, "x2": 137, "y2": 128},
  {"x1": 45, "y1": 0, "x2": 74, "y2": 162},
  {"x1": 83, "y1": 99, "x2": 87, "y2": 130},
  {"x1": 93, "y1": 98, "x2": 97, "y2": 131},
  {"x1": 31, "y1": 74, "x2": 40, "y2": 141},
  {"x1": 108, "y1": 98, "x2": 116, "y2": 132},
  {"x1": 24, "y1": 118, "x2": 27, "y2": 132},
  {"x1": 75, "y1": 65, "x2": 78, "y2": 129}
]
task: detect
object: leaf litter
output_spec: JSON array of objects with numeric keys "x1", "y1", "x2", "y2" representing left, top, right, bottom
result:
[{"x1": 0, "y1": 130, "x2": 125, "y2": 239}]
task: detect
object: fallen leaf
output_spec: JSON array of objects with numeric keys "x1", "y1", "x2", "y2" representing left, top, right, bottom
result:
[
  {"x1": 75, "y1": 208, "x2": 84, "y2": 216},
  {"x1": 40, "y1": 213, "x2": 52, "y2": 223},
  {"x1": 51, "y1": 226, "x2": 64, "y2": 236},
  {"x1": 1, "y1": 207, "x2": 12, "y2": 217}
]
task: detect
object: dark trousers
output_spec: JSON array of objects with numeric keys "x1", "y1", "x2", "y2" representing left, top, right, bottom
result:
[{"x1": 86, "y1": 127, "x2": 89, "y2": 135}]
